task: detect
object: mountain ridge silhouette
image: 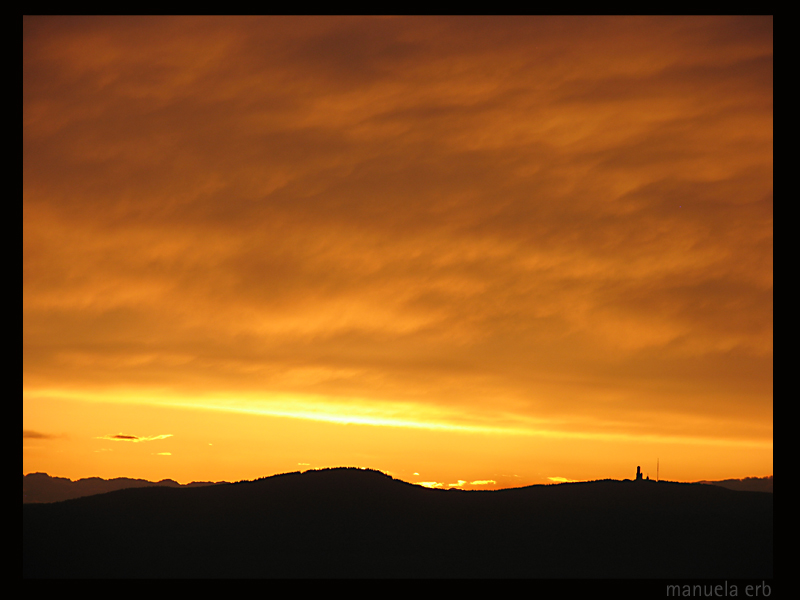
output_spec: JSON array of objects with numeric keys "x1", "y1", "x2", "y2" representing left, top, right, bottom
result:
[
  {"x1": 24, "y1": 467, "x2": 772, "y2": 578},
  {"x1": 22, "y1": 471, "x2": 223, "y2": 504},
  {"x1": 22, "y1": 468, "x2": 774, "y2": 504}
]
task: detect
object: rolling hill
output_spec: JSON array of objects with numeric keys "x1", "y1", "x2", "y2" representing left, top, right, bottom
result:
[{"x1": 23, "y1": 467, "x2": 773, "y2": 578}]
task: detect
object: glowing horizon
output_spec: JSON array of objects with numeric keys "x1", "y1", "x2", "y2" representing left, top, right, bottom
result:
[{"x1": 24, "y1": 387, "x2": 772, "y2": 449}]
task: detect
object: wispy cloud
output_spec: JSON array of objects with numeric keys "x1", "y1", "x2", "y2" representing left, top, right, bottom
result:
[
  {"x1": 24, "y1": 430, "x2": 60, "y2": 440},
  {"x1": 417, "y1": 481, "x2": 444, "y2": 489},
  {"x1": 96, "y1": 433, "x2": 173, "y2": 443}
]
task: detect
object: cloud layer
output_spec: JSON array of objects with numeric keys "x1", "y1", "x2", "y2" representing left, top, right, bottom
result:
[{"x1": 24, "y1": 17, "x2": 772, "y2": 474}]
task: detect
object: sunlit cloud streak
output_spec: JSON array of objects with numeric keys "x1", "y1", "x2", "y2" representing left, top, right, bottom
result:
[{"x1": 96, "y1": 433, "x2": 173, "y2": 443}]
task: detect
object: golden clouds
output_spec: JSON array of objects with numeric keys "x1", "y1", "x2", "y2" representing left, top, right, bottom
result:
[{"x1": 24, "y1": 17, "x2": 772, "y2": 483}]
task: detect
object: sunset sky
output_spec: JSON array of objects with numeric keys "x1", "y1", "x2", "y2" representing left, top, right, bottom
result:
[{"x1": 23, "y1": 16, "x2": 772, "y2": 490}]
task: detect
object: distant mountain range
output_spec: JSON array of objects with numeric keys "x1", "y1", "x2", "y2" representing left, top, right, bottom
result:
[
  {"x1": 697, "y1": 475, "x2": 773, "y2": 493},
  {"x1": 24, "y1": 467, "x2": 772, "y2": 578},
  {"x1": 23, "y1": 472, "x2": 224, "y2": 504}
]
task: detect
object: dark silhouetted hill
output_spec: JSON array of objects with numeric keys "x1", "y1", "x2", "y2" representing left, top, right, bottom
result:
[
  {"x1": 23, "y1": 472, "x2": 224, "y2": 504},
  {"x1": 23, "y1": 467, "x2": 772, "y2": 578},
  {"x1": 697, "y1": 475, "x2": 773, "y2": 493}
]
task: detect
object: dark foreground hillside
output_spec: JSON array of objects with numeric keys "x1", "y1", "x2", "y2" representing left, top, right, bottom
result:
[{"x1": 23, "y1": 467, "x2": 772, "y2": 578}]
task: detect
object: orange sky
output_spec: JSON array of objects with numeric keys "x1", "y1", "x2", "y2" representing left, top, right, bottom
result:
[{"x1": 23, "y1": 16, "x2": 772, "y2": 489}]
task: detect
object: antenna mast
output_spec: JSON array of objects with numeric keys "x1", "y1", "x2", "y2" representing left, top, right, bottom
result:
[{"x1": 657, "y1": 458, "x2": 659, "y2": 482}]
